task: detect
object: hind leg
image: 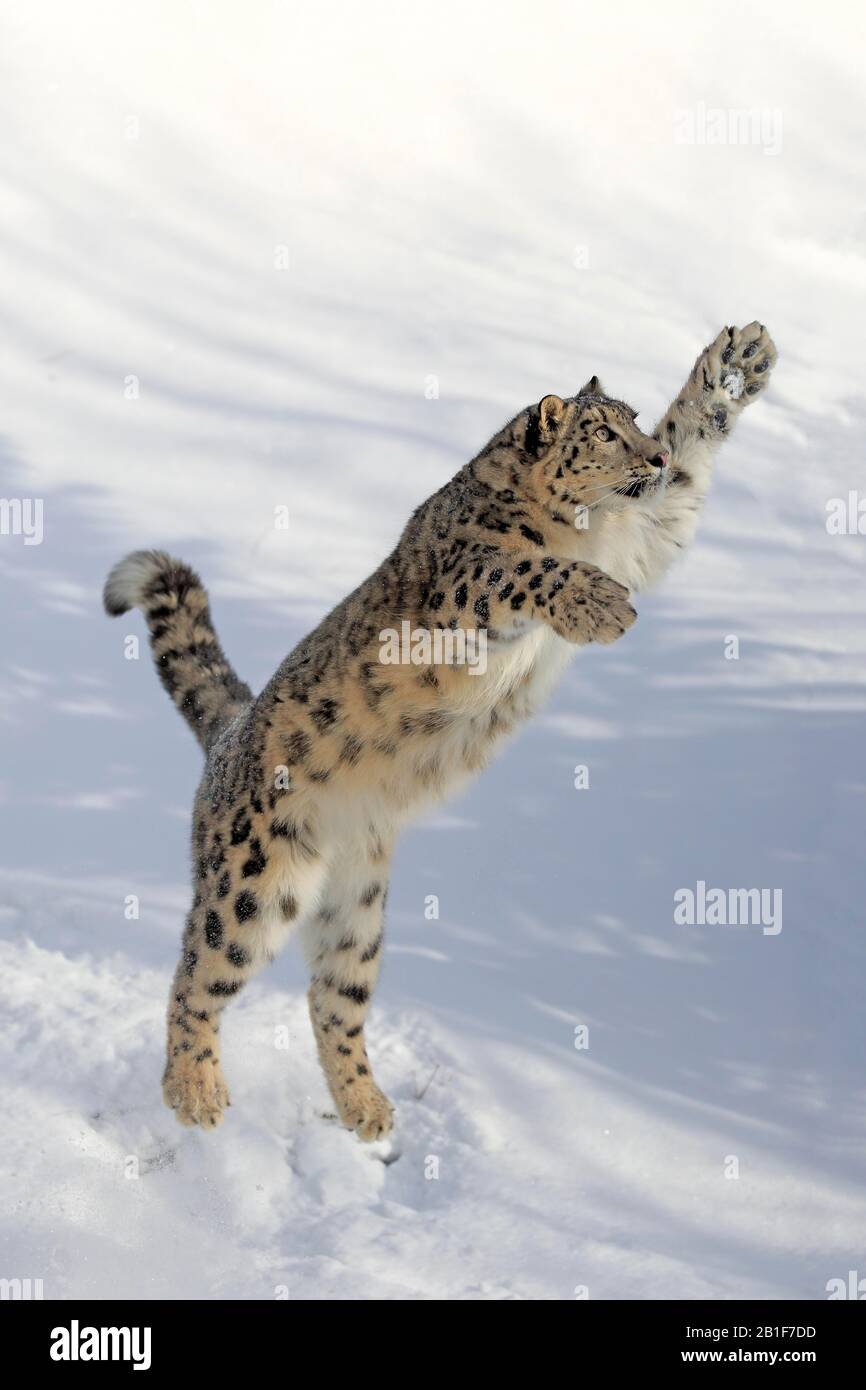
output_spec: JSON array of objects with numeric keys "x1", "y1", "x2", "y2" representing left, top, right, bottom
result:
[
  {"x1": 164, "y1": 838, "x2": 326, "y2": 1128},
  {"x1": 301, "y1": 838, "x2": 394, "y2": 1141},
  {"x1": 164, "y1": 943, "x2": 233, "y2": 1129}
]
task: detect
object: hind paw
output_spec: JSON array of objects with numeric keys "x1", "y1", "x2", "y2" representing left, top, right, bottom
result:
[
  {"x1": 163, "y1": 1055, "x2": 230, "y2": 1129},
  {"x1": 337, "y1": 1084, "x2": 395, "y2": 1142}
]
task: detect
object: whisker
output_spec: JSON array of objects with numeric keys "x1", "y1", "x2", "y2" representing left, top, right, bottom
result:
[{"x1": 582, "y1": 483, "x2": 632, "y2": 510}]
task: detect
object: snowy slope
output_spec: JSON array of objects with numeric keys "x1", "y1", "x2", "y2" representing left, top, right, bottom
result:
[{"x1": 1, "y1": 0, "x2": 865, "y2": 1300}]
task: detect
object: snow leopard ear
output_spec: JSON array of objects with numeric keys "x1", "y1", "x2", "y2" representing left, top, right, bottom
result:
[
  {"x1": 538, "y1": 394, "x2": 565, "y2": 434},
  {"x1": 525, "y1": 394, "x2": 565, "y2": 457},
  {"x1": 578, "y1": 374, "x2": 606, "y2": 397}
]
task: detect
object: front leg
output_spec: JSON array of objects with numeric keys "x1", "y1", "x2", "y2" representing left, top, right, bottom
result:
[
  {"x1": 637, "y1": 322, "x2": 777, "y2": 586},
  {"x1": 657, "y1": 321, "x2": 777, "y2": 479},
  {"x1": 428, "y1": 552, "x2": 636, "y2": 646}
]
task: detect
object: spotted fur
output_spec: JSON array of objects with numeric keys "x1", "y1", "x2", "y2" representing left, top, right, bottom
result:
[{"x1": 104, "y1": 321, "x2": 776, "y2": 1139}]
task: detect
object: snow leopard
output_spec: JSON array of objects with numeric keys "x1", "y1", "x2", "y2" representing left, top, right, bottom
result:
[{"x1": 103, "y1": 322, "x2": 776, "y2": 1140}]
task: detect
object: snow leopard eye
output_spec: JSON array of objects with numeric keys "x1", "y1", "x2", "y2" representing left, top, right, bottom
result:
[{"x1": 594, "y1": 426, "x2": 613, "y2": 442}]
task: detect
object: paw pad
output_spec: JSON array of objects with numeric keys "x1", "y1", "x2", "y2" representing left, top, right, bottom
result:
[{"x1": 722, "y1": 369, "x2": 745, "y2": 400}]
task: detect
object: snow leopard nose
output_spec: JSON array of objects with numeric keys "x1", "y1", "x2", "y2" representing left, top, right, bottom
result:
[{"x1": 647, "y1": 451, "x2": 669, "y2": 469}]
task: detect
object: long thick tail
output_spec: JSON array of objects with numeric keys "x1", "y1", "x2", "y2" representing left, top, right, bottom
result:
[{"x1": 103, "y1": 550, "x2": 253, "y2": 752}]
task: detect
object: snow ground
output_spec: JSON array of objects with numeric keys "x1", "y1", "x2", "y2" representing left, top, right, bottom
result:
[{"x1": 1, "y1": 0, "x2": 865, "y2": 1299}]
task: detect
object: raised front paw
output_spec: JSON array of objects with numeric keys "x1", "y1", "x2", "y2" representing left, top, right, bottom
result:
[
  {"x1": 700, "y1": 322, "x2": 777, "y2": 412},
  {"x1": 552, "y1": 563, "x2": 637, "y2": 646}
]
